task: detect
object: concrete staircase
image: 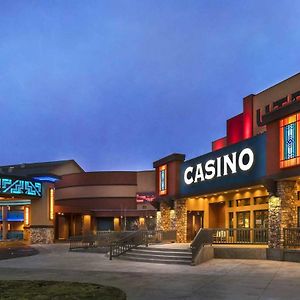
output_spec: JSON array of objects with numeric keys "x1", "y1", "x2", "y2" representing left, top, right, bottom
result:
[{"x1": 117, "y1": 246, "x2": 192, "y2": 265}]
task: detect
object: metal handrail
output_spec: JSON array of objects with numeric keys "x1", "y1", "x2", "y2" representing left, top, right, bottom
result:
[
  {"x1": 212, "y1": 228, "x2": 268, "y2": 244},
  {"x1": 190, "y1": 229, "x2": 214, "y2": 264},
  {"x1": 283, "y1": 227, "x2": 300, "y2": 248},
  {"x1": 190, "y1": 228, "x2": 269, "y2": 263},
  {"x1": 69, "y1": 231, "x2": 135, "y2": 251},
  {"x1": 109, "y1": 230, "x2": 148, "y2": 260}
]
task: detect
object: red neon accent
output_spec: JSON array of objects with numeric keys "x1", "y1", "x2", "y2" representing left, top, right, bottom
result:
[
  {"x1": 227, "y1": 113, "x2": 244, "y2": 145},
  {"x1": 212, "y1": 137, "x2": 227, "y2": 151},
  {"x1": 243, "y1": 95, "x2": 253, "y2": 139}
]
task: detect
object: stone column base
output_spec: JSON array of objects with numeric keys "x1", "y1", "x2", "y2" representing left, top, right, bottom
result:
[
  {"x1": 175, "y1": 199, "x2": 187, "y2": 243},
  {"x1": 29, "y1": 226, "x2": 54, "y2": 244}
]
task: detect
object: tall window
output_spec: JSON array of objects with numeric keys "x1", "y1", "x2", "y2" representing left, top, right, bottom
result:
[
  {"x1": 49, "y1": 188, "x2": 54, "y2": 221},
  {"x1": 159, "y1": 165, "x2": 167, "y2": 196},
  {"x1": 280, "y1": 113, "x2": 300, "y2": 168}
]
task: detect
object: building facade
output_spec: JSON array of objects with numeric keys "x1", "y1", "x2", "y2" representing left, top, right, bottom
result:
[
  {"x1": 153, "y1": 73, "x2": 300, "y2": 247},
  {"x1": 54, "y1": 171, "x2": 156, "y2": 240},
  {"x1": 1, "y1": 73, "x2": 300, "y2": 247},
  {"x1": 0, "y1": 161, "x2": 156, "y2": 243}
]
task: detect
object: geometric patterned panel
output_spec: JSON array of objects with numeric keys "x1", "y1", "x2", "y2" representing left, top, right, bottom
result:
[
  {"x1": 158, "y1": 164, "x2": 167, "y2": 196},
  {"x1": 280, "y1": 113, "x2": 300, "y2": 168},
  {"x1": 284, "y1": 122, "x2": 297, "y2": 160},
  {"x1": 0, "y1": 177, "x2": 42, "y2": 198},
  {"x1": 160, "y1": 169, "x2": 166, "y2": 191}
]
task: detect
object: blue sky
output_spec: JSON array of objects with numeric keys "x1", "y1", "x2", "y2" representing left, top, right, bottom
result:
[{"x1": 1, "y1": 0, "x2": 300, "y2": 171}]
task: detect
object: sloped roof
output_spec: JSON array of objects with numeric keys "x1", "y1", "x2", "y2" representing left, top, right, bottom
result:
[{"x1": 0, "y1": 159, "x2": 84, "y2": 177}]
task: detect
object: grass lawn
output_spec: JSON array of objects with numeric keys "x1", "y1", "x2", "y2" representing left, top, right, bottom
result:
[{"x1": 0, "y1": 280, "x2": 126, "y2": 299}]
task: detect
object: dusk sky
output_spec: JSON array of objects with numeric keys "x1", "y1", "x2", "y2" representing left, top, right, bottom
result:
[{"x1": 1, "y1": 1, "x2": 300, "y2": 171}]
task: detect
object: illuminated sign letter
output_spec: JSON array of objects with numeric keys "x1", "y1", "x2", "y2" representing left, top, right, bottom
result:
[
  {"x1": 184, "y1": 166, "x2": 194, "y2": 185},
  {"x1": 194, "y1": 164, "x2": 204, "y2": 183},
  {"x1": 216, "y1": 157, "x2": 222, "y2": 177},
  {"x1": 204, "y1": 160, "x2": 215, "y2": 180},
  {"x1": 238, "y1": 148, "x2": 254, "y2": 171},
  {"x1": 223, "y1": 152, "x2": 237, "y2": 176}
]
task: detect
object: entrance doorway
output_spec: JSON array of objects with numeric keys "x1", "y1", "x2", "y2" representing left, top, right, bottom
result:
[
  {"x1": 97, "y1": 217, "x2": 114, "y2": 231},
  {"x1": 0, "y1": 204, "x2": 26, "y2": 240},
  {"x1": 209, "y1": 202, "x2": 225, "y2": 228},
  {"x1": 187, "y1": 211, "x2": 204, "y2": 241},
  {"x1": 236, "y1": 211, "x2": 250, "y2": 242}
]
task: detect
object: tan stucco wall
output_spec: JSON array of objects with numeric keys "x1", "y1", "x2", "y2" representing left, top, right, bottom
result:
[
  {"x1": 137, "y1": 171, "x2": 155, "y2": 193},
  {"x1": 30, "y1": 183, "x2": 54, "y2": 226},
  {"x1": 52, "y1": 162, "x2": 83, "y2": 176},
  {"x1": 253, "y1": 73, "x2": 300, "y2": 135},
  {"x1": 186, "y1": 198, "x2": 209, "y2": 228},
  {"x1": 55, "y1": 185, "x2": 137, "y2": 199}
]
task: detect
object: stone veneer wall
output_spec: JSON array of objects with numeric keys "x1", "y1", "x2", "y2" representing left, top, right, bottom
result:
[
  {"x1": 23, "y1": 227, "x2": 31, "y2": 241},
  {"x1": 170, "y1": 209, "x2": 176, "y2": 230},
  {"x1": 268, "y1": 180, "x2": 298, "y2": 248},
  {"x1": 268, "y1": 195, "x2": 281, "y2": 248},
  {"x1": 160, "y1": 202, "x2": 171, "y2": 231},
  {"x1": 175, "y1": 199, "x2": 187, "y2": 243},
  {"x1": 30, "y1": 227, "x2": 54, "y2": 244},
  {"x1": 156, "y1": 211, "x2": 162, "y2": 230}
]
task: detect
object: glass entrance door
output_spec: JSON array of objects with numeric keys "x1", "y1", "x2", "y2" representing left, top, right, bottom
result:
[
  {"x1": 236, "y1": 211, "x2": 250, "y2": 242},
  {"x1": 187, "y1": 211, "x2": 204, "y2": 241},
  {"x1": 254, "y1": 210, "x2": 268, "y2": 243},
  {"x1": 0, "y1": 205, "x2": 25, "y2": 240}
]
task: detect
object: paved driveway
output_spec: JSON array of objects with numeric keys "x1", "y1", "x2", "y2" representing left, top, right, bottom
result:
[{"x1": 0, "y1": 244, "x2": 299, "y2": 300}]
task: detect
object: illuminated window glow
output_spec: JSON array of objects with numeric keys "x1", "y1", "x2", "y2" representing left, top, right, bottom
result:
[
  {"x1": 280, "y1": 113, "x2": 300, "y2": 168},
  {"x1": 49, "y1": 188, "x2": 54, "y2": 221},
  {"x1": 24, "y1": 206, "x2": 30, "y2": 225},
  {"x1": 159, "y1": 165, "x2": 167, "y2": 196}
]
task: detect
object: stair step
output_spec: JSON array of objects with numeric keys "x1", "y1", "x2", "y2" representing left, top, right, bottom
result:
[
  {"x1": 138, "y1": 246, "x2": 191, "y2": 253},
  {"x1": 130, "y1": 249, "x2": 192, "y2": 257},
  {"x1": 124, "y1": 252, "x2": 191, "y2": 261},
  {"x1": 118, "y1": 255, "x2": 191, "y2": 265}
]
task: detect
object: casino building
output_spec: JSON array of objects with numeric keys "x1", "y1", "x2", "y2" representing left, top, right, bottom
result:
[
  {"x1": 0, "y1": 161, "x2": 156, "y2": 243},
  {"x1": 0, "y1": 72, "x2": 300, "y2": 249},
  {"x1": 153, "y1": 73, "x2": 300, "y2": 248}
]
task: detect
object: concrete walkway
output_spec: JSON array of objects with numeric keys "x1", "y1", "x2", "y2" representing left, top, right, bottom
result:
[{"x1": 0, "y1": 243, "x2": 299, "y2": 299}]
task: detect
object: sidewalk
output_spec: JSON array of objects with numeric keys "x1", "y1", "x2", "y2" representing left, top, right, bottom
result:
[{"x1": 0, "y1": 243, "x2": 299, "y2": 299}]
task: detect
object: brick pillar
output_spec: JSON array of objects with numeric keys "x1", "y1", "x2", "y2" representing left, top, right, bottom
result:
[
  {"x1": 175, "y1": 199, "x2": 187, "y2": 243},
  {"x1": 160, "y1": 201, "x2": 171, "y2": 231},
  {"x1": 268, "y1": 180, "x2": 298, "y2": 248}
]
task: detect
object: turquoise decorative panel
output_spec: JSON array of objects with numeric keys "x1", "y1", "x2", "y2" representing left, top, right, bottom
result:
[
  {"x1": 160, "y1": 169, "x2": 166, "y2": 191},
  {"x1": 0, "y1": 177, "x2": 42, "y2": 198},
  {"x1": 284, "y1": 122, "x2": 297, "y2": 160}
]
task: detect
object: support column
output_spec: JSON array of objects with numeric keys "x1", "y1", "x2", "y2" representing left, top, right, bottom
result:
[
  {"x1": 2, "y1": 206, "x2": 8, "y2": 240},
  {"x1": 160, "y1": 201, "x2": 171, "y2": 231},
  {"x1": 268, "y1": 180, "x2": 298, "y2": 248},
  {"x1": 175, "y1": 199, "x2": 187, "y2": 243},
  {"x1": 83, "y1": 214, "x2": 91, "y2": 236}
]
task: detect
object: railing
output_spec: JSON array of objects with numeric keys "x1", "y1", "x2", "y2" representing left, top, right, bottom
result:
[
  {"x1": 147, "y1": 230, "x2": 177, "y2": 243},
  {"x1": 69, "y1": 231, "x2": 134, "y2": 251},
  {"x1": 70, "y1": 230, "x2": 177, "y2": 251},
  {"x1": 109, "y1": 230, "x2": 148, "y2": 260},
  {"x1": 190, "y1": 229, "x2": 214, "y2": 264},
  {"x1": 284, "y1": 228, "x2": 300, "y2": 248},
  {"x1": 212, "y1": 228, "x2": 268, "y2": 244}
]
